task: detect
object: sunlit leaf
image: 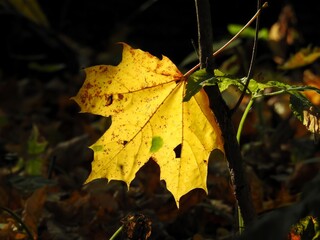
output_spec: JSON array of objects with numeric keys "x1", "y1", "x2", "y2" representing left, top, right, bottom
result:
[{"x1": 72, "y1": 43, "x2": 225, "y2": 206}]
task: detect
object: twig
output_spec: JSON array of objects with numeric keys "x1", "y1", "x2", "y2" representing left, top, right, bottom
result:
[
  {"x1": 184, "y1": 2, "x2": 268, "y2": 77},
  {"x1": 230, "y1": 0, "x2": 265, "y2": 115},
  {"x1": 47, "y1": 155, "x2": 56, "y2": 179}
]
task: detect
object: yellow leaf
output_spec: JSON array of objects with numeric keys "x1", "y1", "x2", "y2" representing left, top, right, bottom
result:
[
  {"x1": 280, "y1": 46, "x2": 320, "y2": 70},
  {"x1": 71, "y1": 43, "x2": 224, "y2": 206}
]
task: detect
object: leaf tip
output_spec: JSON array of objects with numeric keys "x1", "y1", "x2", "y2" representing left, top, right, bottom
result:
[{"x1": 91, "y1": 145, "x2": 103, "y2": 152}]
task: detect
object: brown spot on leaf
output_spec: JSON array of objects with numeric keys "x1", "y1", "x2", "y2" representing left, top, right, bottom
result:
[
  {"x1": 80, "y1": 95, "x2": 86, "y2": 104},
  {"x1": 85, "y1": 83, "x2": 94, "y2": 89},
  {"x1": 99, "y1": 66, "x2": 108, "y2": 72},
  {"x1": 118, "y1": 94, "x2": 124, "y2": 100},
  {"x1": 94, "y1": 89, "x2": 102, "y2": 97}
]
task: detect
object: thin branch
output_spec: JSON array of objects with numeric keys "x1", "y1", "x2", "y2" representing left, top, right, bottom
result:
[
  {"x1": 184, "y1": 2, "x2": 268, "y2": 78},
  {"x1": 231, "y1": 0, "x2": 265, "y2": 115}
]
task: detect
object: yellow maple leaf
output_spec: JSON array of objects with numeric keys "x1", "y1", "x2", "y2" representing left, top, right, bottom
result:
[{"x1": 71, "y1": 43, "x2": 224, "y2": 206}]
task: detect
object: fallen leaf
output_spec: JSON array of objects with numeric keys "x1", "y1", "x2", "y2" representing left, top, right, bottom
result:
[
  {"x1": 23, "y1": 187, "x2": 48, "y2": 239},
  {"x1": 121, "y1": 213, "x2": 152, "y2": 240},
  {"x1": 72, "y1": 43, "x2": 224, "y2": 206},
  {"x1": 279, "y1": 46, "x2": 320, "y2": 70}
]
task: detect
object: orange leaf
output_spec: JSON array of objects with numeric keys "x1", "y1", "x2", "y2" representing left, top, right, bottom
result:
[{"x1": 22, "y1": 187, "x2": 47, "y2": 239}]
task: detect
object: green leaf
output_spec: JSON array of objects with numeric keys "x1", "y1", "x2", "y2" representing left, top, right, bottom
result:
[
  {"x1": 26, "y1": 158, "x2": 43, "y2": 176},
  {"x1": 203, "y1": 69, "x2": 270, "y2": 94},
  {"x1": 290, "y1": 93, "x2": 313, "y2": 122},
  {"x1": 26, "y1": 125, "x2": 47, "y2": 175},
  {"x1": 227, "y1": 24, "x2": 269, "y2": 40},
  {"x1": 27, "y1": 125, "x2": 47, "y2": 155},
  {"x1": 183, "y1": 69, "x2": 217, "y2": 101},
  {"x1": 259, "y1": 81, "x2": 320, "y2": 96},
  {"x1": 213, "y1": 69, "x2": 243, "y2": 92}
]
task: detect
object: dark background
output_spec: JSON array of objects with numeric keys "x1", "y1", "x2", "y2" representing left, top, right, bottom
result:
[{"x1": 1, "y1": 0, "x2": 320, "y2": 76}]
